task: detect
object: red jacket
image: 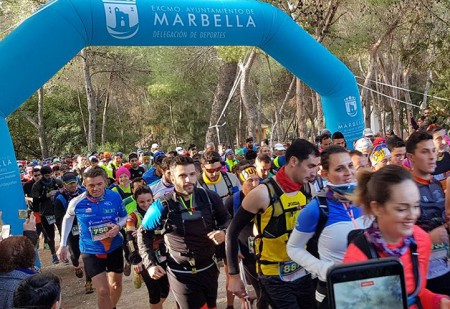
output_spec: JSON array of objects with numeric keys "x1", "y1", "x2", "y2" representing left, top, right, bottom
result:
[{"x1": 343, "y1": 225, "x2": 446, "y2": 309}]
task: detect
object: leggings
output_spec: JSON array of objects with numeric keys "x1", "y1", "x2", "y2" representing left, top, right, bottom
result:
[{"x1": 41, "y1": 215, "x2": 56, "y2": 255}]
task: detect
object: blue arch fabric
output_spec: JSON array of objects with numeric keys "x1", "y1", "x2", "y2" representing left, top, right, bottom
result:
[{"x1": 0, "y1": 0, "x2": 363, "y2": 233}]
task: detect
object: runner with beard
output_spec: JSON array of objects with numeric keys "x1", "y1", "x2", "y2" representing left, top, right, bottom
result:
[
  {"x1": 31, "y1": 165, "x2": 62, "y2": 265},
  {"x1": 53, "y1": 172, "x2": 93, "y2": 294},
  {"x1": 128, "y1": 152, "x2": 146, "y2": 180},
  {"x1": 138, "y1": 156, "x2": 231, "y2": 309}
]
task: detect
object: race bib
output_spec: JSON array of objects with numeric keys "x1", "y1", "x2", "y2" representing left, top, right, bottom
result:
[
  {"x1": 279, "y1": 260, "x2": 308, "y2": 282},
  {"x1": 45, "y1": 215, "x2": 56, "y2": 225},
  {"x1": 89, "y1": 223, "x2": 110, "y2": 241},
  {"x1": 71, "y1": 224, "x2": 80, "y2": 236},
  {"x1": 428, "y1": 244, "x2": 450, "y2": 279}
]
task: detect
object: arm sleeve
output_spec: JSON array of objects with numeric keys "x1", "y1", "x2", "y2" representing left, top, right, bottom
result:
[
  {"x1": 287, "y1": 200, "x2": 334, "y2": 281},
  {"x1": 137, "y1": 226, "x2": 157, "y2": 269},
  {"x1": 125, "y1": 214, "x2": 142, "y2": 265},
  {"x1": 141, "y1": 199, "x2": 165, "y2": 231},
  {"x1": 225, "y1": 207, "x2": 255, "y2": 275},
  {"x1": 59, "y1": 212, "x2": 75, "y2": 247},
  {"x1": 209, "y1": 191, "x2": 231, "y2": 229}
]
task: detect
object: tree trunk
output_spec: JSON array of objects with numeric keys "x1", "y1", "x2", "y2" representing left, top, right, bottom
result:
[
  {"x1": 205, "y1": 61, "x2": 238, "y2": 145},
  {"x1": 101, "y1": 93, "x2": 110, "y2": 145},
  {"x1": 239, "y1": 50, "x2": 258, "y2": 139},
  {"x1": 81, "y1": 48, "x2": 96, "y2": 152},
  {"x1": 255, "y1": 88, "x2": 263, "y2": 143},
  {"x1": 296, "y1": 78, "x2": 307, "y2": 138},
  {"x1": 314, "y1": 93, "x2": 324, "y2": 131},
  {"x1": 403, "y1": 67, "x2": 415, "y2": 135},
  {"x1": 37, "y1": 87, "x2": 48, "y2": 159},
  {"x1": 421, "y1": 69, "x2": 433, "y2": 109},
  {"x1": 77, "y1": 90, "x2": 88, "y2": 145},
  {"x1": 101, "y1": 69, "x2": 114, "y2": 145}
]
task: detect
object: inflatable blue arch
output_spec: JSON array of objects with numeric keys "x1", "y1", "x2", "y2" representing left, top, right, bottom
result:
[{"x1": 0, "y1": 0, "x2": 364, "y2": 233}]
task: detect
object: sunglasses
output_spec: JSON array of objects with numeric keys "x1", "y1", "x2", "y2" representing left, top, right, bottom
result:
[
  {"x1": 33, "y1": 174, "x2": 41, "y2": 177},
  {"x1": 205, "y1": 166, "x2": 221, "y2": 173}
]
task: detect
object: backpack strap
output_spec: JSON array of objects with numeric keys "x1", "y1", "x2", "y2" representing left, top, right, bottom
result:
[
  {"x1": 300, "y1": 182, "x2": 312, "y2": 201},
  {"x1": 55, "y1": 193, "x2": 68, "y2": 209},
  {"x1": 351, "y1": 232, "x2": 379, "y2": 259},
  {"x1": 196, "y1": 187, "x2": 218, "y2": 229},
  {"x1": 197, "y1": 175, "x2": 209, "y2": 191},
  {"x1": 408, "y1": 239, "x2": 423, "y2": 309},
  {"x1": 221, "y1": 172, "x2": 234, "y2": 196},
  {"x1": 232, "y1": 191, "x2": 241, "y2": 216},
  {"x1": 306, "y1": 195, "x2": 329, "y2": 258}
]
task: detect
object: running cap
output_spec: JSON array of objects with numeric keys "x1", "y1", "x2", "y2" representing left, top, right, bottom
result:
[
  {"x1": 62, "y1": 172, "x2": 77, "y2": 184},
  {"x1": 225, "y1": 149, "x2": 234, "y2": 156},
  {"x1": 89, "y1": 156, "x2": 99, "y2": 163},
  {"x1": 103, "y1": 151, "x2": 111, "y2": 159},
  {"x1": 151, "y1": 143, "x2": 159, "y2": 150},
  {"x1": 370, "y1": 144, "x2": 391, "y2": 167},
  {"x1": 363, "y1": 128, "x2": 375, "y2": 137},
  {"x1": 176, "y1": 147, "x2": 183, "y2": 154},
  {"x1": 274, "y1": 143, "x2": 286, "y2": 151},
  {"x1": 355, "y1": 138, "x2": 373, "y2": 153}
]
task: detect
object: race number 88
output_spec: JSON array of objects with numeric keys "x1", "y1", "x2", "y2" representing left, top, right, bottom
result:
[{"x1": 283, "y1": 262, "x2": 298, "y2": 273}]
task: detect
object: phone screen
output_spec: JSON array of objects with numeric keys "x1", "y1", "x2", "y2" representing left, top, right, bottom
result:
[
  {"x1": 18, "y1": 209, "x2": 29, "y2": 219},
  {"x1": 333, "y1": 275, "x2": 403, "y2": 309},
  {"x1": 328, "y1": 258, "x2": 407, "y2": 309}
]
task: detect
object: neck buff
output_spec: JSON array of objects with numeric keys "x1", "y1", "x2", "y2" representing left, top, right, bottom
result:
[
  {"x1": 326, "y1": 182, "x2": 357, "y2": 202},
  {"x1": 86, "y1": 192, "x2": 105, "y2": 203},
  {"x1": 365, "y1": 220, "x2": 413, "y2": 258},
  {"x1": 202, "y1": 171, "x2": 222, "y2": 185},
  {"x1": 275, "y1": 166, "x2": 302, "y2": 193}
]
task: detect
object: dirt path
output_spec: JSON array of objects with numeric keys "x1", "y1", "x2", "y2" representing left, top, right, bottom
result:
[{"x1": 38, "y1": 245, "x2": 239, "y2": 309}]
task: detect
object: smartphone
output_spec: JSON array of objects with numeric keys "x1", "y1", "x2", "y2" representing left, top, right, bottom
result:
[
  {"x1": 18, "y1": 209, "x2": 29, "y2": 219},
  {"x1": 327, "y1": 258, "x2": 407, "y2": 309}
]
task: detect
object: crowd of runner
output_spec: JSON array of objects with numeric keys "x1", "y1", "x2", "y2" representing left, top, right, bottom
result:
[{"x1": 1, "y1": 107, "x2": 450, "y2": 309}]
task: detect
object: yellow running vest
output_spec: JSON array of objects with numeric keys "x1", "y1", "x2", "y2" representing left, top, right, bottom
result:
[{"x1": 254, "y1": 178, "x2": 307, "y2": 276}]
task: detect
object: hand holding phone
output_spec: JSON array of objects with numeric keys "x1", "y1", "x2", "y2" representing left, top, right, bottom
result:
[{"x1": 23, "y1": 213, "x2": 36, "y2": 232}]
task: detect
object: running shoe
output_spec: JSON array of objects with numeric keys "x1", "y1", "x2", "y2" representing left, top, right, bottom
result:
[
  {"x1": 133, "y1": 271, "x2": 142, "y2": 289},
  {"x1": 74, "y1": 267, "x2": 84, "y2": 278},
  {"x1": 85, "y1": 281, "x2": 94, "y2": 294},
  {"x1": 51, "y1": 254, "x2": 59, "y2": 264},
  {"x1": 124, "y1": 261, "x2": 131, "y2": 276}
]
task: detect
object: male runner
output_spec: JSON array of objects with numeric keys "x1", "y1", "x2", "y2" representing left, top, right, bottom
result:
[
  {"x1": 128, "y1": 152, "x2": 146, "y2": 180},
  {"x1": 53, "y1": 172, "x2": 93, "y2": 294},
  {"x1": 149, "y1": 157, "x2": 174, "y2": 200},
  {"x1": 429, "y1": 126, "x2": 450, "y2": 191},
  {"x1": 198, "y1": 151, "x2": 240, "y2": 203},
  {"x1": 138, "y1": 156, "x2": 231, "y2": 309},
  {"x1": 58, "y1": 167, "x2": 127, "y2": 309},
  {"x1": 226, "y1": 139, "x2": 320, "y2": 309},
  {"x1": 406, "y1": 131, "x2": 450, "y2": 296}
]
